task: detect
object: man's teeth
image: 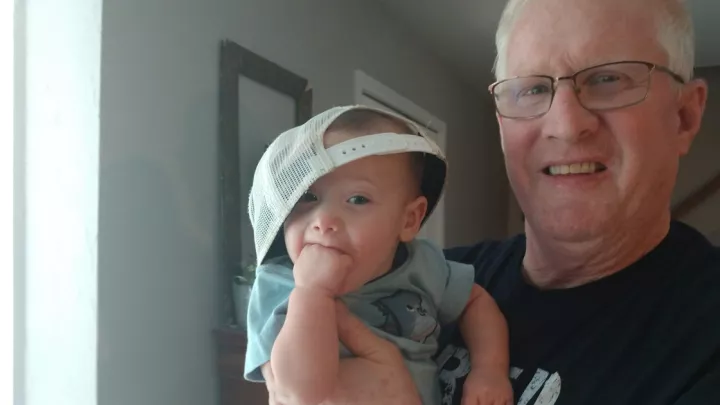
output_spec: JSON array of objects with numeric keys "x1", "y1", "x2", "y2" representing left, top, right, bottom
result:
[{"x1": 548, "y1": 162, "x2": 602, "y2": 175}]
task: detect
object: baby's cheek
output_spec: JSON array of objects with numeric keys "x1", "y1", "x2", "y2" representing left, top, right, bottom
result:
[{"x1": 283, "y1": 225, "x2": 303, "y2": 262}]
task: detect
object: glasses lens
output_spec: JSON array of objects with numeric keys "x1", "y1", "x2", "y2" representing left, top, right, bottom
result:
[
  {"x1": 492, "y1": 76, "x2": 553, "y2": 118},
  {"x1": 575, "y1": 62, "x2": 652, "y2": 110}
]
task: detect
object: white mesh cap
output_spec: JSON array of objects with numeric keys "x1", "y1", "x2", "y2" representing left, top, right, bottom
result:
[{"x1": 248, "y1": 105, "x2": 447, "y2": 265}]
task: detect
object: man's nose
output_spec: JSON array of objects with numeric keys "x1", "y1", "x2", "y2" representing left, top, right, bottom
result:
[{"x1": 542, "y1": 82, "x2": 599, "y2": 142}]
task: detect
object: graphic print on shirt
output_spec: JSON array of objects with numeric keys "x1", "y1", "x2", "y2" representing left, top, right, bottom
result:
[
  {"x1": 437, "y1": 344, "x2": 472, "y2": 405},
  {"x1": 436, "y1": 344, "x2": 562, "y2": 405},
  {"x1": 368, "y1": 291, "x2": 438, "y2": 343}
]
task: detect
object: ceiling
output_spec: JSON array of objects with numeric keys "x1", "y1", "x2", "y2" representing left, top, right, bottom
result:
[{"x1": 373, "y1": 0, "x2": 720, "y2": 91}]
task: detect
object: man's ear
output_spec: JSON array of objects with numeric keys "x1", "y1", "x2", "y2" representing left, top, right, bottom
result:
[
  {"x1": 677, "y1": 78, "x2": 708, "y2": 155},
  {"x1": 399, "y1": 196, "x2": 428, "y2": 242}
]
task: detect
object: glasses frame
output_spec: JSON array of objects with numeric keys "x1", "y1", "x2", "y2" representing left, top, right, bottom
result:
[{"x1": 488, "y1": 60, "x2": 686, "y2": 119}]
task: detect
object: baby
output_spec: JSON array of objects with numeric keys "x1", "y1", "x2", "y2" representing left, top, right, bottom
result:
[{"x1": 244, "y1": 105, "x2": 512, "y2": 405}]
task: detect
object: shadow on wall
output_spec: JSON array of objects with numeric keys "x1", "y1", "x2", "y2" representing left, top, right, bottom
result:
[{"x1": 98, "y1": 157, "x2": 218, "y2": 405}]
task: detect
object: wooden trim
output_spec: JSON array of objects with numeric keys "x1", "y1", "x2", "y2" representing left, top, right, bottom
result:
[
  {"x1": 214, "y1": 327, "x2": 248, "y2": 377},
  {"x1": 218, "y1": 39, "x2": 312, "y2": 324},
  {"x1": 214, "y1": 327, "x2": 269, "y2": 404},
  {"x1": 354, "y1": 70, "x2": 448, "y2": 246},
  {"x1": 672, "y1": 171, "x2": 720, "y2": 219}
]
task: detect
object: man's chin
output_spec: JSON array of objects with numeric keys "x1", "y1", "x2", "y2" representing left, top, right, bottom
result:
[{"x1": 528, "y1": 209, "x2": 613, "y2": 242}]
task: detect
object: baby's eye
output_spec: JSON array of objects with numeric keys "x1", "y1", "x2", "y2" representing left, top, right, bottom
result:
[
  {"x1": 298, "y1": 191, "x2": 318, "y2": 203},
  {"x1": 347, "y1": 195, "x2": 370, "y2": 205}
]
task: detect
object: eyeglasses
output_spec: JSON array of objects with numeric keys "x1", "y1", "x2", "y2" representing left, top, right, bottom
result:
[{"x1": 488, "y1": 61, "x2": 686, "y2": 119}]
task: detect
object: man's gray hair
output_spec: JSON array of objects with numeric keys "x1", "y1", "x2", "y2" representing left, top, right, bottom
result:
[{"x1": 493, "y1": 0, "x2": 695, "y2": 81}]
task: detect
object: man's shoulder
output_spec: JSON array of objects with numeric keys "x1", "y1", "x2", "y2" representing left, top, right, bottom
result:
[
  {"x1": 659, "y1": 222, "x2": 720, "y2": 316},
  {"x1": 443, "y1": 235, "x2": 526, "y2": 286},
  {"x1": 692, "y1": 239, "x2": 720, "y2": 290},
  {"x1": 704, "y1": 243, "x2": 720, "y2": 275}
]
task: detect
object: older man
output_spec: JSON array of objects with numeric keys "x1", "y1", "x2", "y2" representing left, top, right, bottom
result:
[
  {"x1": 433, "y1": 0, "x2": 720, "y2": 403},
  {"x1": 263, "y1": 0, "x2": 720, "y2": 404}
]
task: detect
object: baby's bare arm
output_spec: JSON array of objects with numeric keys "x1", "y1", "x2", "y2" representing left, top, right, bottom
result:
[
  {"x1": 270, "y1": 287, "x2": 339, "y2": 405},
  {"x1": 460, "y1": 285, "x2": 509, "y2": 375},
  {"x1": 270, "y1": 245, "x2": 351, "y2": 405}
]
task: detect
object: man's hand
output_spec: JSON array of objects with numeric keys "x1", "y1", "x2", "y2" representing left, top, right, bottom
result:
[
  {"x1": 293, "y1": 244, "x2": 352, "y2": 296},
  {"x1": 322, "y1": 302, "x2": 421, "y2": 405},
  {"x1": 264, "y1": 302, "x2": 421, "y2": 405}
]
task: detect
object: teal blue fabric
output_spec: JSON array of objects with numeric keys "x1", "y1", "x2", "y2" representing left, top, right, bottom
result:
[{"x1": 244, "y1": 239, "x2": 475, "y2": 405}]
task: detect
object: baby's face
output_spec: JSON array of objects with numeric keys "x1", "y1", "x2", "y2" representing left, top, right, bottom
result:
[{"x1": 283, "y1": 130, "x2": 427, "y2": 294}]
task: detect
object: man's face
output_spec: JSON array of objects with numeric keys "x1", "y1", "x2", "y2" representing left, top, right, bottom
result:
[{"x1": 498, "y1": 0, "x2": 706, "y2": 241}]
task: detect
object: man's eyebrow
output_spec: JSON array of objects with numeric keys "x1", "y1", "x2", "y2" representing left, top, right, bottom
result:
[{"x1": 508, "y1": 57, "x2": 633, "y2": 77}]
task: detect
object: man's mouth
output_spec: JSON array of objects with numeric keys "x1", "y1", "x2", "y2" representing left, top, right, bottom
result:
[{"x1": 543, "y1": 162, "x2": 607, "y2": 176}]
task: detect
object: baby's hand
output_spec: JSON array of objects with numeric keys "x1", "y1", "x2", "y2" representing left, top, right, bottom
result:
[
  {"x1": 293, "y1": 244, "x2": 352, "y2": 297},
  {"x1": 461, "y1": 369, "x2": 513, "y2": 405}
]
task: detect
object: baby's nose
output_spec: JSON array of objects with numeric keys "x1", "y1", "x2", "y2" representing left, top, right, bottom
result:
[{"x1": 311, "y1": 210, "x2": 341, "y2": 233}]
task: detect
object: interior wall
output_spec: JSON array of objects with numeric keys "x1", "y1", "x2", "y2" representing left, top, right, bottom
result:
[
  {"x1": 98, "y1": 0, "x2": 507, "y2": 404},
  {"x1": 23, "y1": 0, "x2": 102, "y2": 404},
  {"x1": 674, "y1": 66, "x2": 720, "y2": 205},
  {"x1": 674, "y1": 66, "x2": 720, "y2": 241}
]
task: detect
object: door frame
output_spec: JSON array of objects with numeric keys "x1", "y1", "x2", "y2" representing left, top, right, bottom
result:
[{"x1": 353, "y1": 70, "x2": 447, "y2": 246}]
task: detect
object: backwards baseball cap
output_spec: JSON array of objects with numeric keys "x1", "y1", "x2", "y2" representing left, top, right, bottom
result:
[{"x1": 248, "y1": 105, "x2": 447, "y2": 265}]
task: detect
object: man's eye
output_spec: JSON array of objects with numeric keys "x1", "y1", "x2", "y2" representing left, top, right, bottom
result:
[
  {"x1": 347, "y1": 195, "x2": 370, "y2": 205},
  {"x1": 587, "y1": 73, "x2": 623, "y2": 85},
  {"x1": 519, "y1": 84, "x2": 551, "y2": 97},
  {"x1": 298, "y1": 191, "x2": 318, "y2": 203}
]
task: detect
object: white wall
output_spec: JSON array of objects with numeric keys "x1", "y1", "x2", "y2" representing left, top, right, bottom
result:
[
  {"x1": 20, "y1": 1, "x2": 102, "y2": 405},
  {"x1": 98, "y1": 0, "x2": 507, "y2": 404},
  {"x1": 13, "y1": 1, "x2": 27, "y2": 403}
]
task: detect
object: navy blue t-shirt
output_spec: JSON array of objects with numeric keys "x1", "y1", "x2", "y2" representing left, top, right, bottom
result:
[{"x1": 438, "y1": 221, "x2": 720, "y2": 405}]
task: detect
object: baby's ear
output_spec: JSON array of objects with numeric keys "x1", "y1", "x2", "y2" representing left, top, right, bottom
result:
[{"x1": 399, "y1": 196, "x2": 428, "y2": 242}]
